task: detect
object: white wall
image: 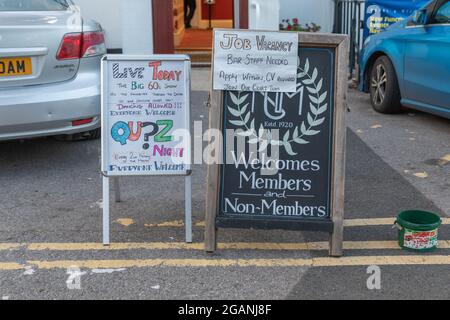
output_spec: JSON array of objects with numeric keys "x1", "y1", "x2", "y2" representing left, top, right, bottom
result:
[
  {"x1": 73, "y1": 0, "x2": 123, "y2": 49},
  {"x1": 279, "y1": 0, "x2": 335, "y2": 33},
  {"x1": 249, "y1": 0, "x2": 280, "y2": 31},
  {"x1": 121, "y1": 0, "x2": 154, "y2": 54}
]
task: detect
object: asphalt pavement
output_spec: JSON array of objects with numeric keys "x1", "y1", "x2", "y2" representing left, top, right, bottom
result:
[{"x1": 0, "y1": 81, "x2": 449, "y2": 300}]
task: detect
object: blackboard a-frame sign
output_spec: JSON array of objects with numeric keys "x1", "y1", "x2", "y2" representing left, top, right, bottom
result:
[{"x1": 205, "y1": 31, "x2": 349, "y2": 257}]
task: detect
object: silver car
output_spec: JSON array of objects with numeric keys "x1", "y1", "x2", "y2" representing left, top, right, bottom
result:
[{"x1": 0, "y1": 0, "x2": 105, "y2": 141}]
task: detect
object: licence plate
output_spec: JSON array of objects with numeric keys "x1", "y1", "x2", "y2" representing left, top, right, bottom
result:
[{"x1": 0, "y1": 57, "x2": 32, "y2": 77}]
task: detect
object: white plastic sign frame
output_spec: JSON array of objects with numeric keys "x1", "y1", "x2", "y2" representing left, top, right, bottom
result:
[
  {"x1": 101, "y1": 54, "x2": 191, "y2": 177},
  {"x1": 101, "y1": 54, "x2": 193, "y2": 245}
]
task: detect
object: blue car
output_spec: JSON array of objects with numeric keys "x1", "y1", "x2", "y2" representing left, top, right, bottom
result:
[{"x1": 359, "y1": 0, "x2": 450, "y2": 118}]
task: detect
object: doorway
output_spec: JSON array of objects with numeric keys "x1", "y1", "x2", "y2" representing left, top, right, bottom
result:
[
  {"x1": 153, "y1": 0, "x2": 248, "y2": 65},
  {"x1": 174, "y1": 0, "x2": 233, "y2": 65}
]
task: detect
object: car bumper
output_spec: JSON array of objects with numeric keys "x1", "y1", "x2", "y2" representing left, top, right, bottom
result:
[{"x1": 0, "y1": 59, "x2": 101, "y2": 141}]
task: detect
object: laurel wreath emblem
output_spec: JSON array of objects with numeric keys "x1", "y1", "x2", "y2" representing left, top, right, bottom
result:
[{"x1": 227, "y1": 58, "x2": 328, "y2": 156}]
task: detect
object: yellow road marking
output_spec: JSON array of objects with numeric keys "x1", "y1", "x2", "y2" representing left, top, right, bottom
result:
[
  {"x1": 195, "y1": 221, "x2": 206, "y2": 227},
  {"x1": 313, "y1": 255, "x2": 450, "y2": 267},
  {"x1": 440, "y1": 154, "x2": 450, "y2": 165},
  {"x1": 18, "y1": 240, "x2": 450, "y2": 251},
  {"x1": 145, "y1": 220, "x2": 205, "y2": 228},
  {"x1": 1, "y1": 222, "x2": 448, "y2": 252},
  {"x1": 115, "y1": 219, "x2": 135, "y2": 227},
  {"x1": 27, "y1": 242, "x2": 204, "y2": 251},
  {"x1": 343, "y1": 218, "x2": 396, "y2": 227},
  {"x1": 414, "y1": 172, "x2": 429, "y2": 178},
  {"x1": 0, "y1": 244, "x2": 22, "y2": 250},
  {"x1": 143, "y1": 217, "x2": 450, "y2": 228},
  {"x1": 145, "y1": 220, "x2": 184, "y2": 228},
  {"x1": 220, "y1": 241, "x2": 450, "y2": 250},
  {"x1": 343, "y1": 217, "x2": 450, "y2": 227},
  {"x1": 20, "y1": 255, "x2": 450, "y2": 270},
  {"x1": 0, "y1": 262, "x2": 24, "y2": 270}
]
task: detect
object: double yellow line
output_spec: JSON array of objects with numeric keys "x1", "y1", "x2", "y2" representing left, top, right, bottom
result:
[
  {"x1": 0, "y1": 240, "x2": 449, "y2": 270},
  {"x1": 0, "y1": 217, "x2": 448, "y2": 270}
]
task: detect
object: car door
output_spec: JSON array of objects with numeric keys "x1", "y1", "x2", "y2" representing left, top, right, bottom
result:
[{"x1": 403, "y1": 0, "x2": 450, "y2": 111}]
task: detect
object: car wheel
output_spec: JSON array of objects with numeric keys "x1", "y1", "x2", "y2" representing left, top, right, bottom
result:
[
  {"x1": 369, "y1": 56, "x2": 402, "y2": 114},
  {"x1": 54, "y1": 128, "x2": 101, "y2": 142}
]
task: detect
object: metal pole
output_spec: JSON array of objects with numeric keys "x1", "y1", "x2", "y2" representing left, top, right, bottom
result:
[
  {"x1": 185, "y1": 175, "x2": 193, "y2": 243},
  {"x1": 208, "y1": 5, "x2": 212, "y2": 29},
  {"x1": 234, "y1": 0, "x2": 240, "y2": 28},
  {"x1": 102, "y1": 176, "x2": 110, "y2": 245},
  {"x1": 333, "y1": 0, "x2": 339, "y2": 33}
]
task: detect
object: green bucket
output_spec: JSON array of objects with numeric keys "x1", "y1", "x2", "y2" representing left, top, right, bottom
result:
[{"x1": 395, "y1": 210, "x2": 442, "y2": 252}]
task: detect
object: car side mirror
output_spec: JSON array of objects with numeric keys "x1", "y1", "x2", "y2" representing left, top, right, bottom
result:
[{"x1": 412, "y1": 9, "x2": 428, "y2": 25}]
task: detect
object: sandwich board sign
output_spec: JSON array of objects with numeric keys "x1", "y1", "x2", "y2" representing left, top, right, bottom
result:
[
  {"x1": 206, "y1": 30, "x2": 349, "y2": 256},
  {"x1": 101, "y1": 54, "x2": 192, "y2": 244}
]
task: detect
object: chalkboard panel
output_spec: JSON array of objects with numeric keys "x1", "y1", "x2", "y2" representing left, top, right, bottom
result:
[{"x1": 217, "y1": 47, "x2": 335, "y2": 231}]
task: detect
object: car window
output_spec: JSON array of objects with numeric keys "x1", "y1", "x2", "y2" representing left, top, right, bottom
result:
[
  {"x1": 407, "y1": 0, "x2": 438, "y2": 26},
  {"x1": 0, "y1": 0, "x2": 70, "y2": 11},
  {"x1": 431, "y1": 1, "x2": 450, "y2": 23}
]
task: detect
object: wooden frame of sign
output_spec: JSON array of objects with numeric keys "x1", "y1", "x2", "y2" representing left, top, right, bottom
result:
[{"x1": 205, "y1": 31, "x2": 349, "y2": 257}]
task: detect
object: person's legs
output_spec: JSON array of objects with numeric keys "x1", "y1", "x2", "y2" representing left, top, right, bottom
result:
[
  {"x1": 184, "y1": 0, "x2": 189, "y2": 26},
  {"x1": 185, "y1": 0, "x2": 196, "y2": 28}
]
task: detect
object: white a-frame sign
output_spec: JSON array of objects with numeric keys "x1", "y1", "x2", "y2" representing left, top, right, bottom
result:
[{"x1": 101, "y1": 54, "x2": 192, "y2": 245}]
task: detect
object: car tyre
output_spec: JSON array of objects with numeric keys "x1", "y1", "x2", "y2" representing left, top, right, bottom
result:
[{"x1": 369, "y1": 56, "x2": 402, "y2": 114}]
